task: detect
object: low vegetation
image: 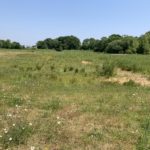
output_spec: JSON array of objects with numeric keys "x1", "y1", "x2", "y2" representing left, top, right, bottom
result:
[{"x1": 0, "y1": 49, "x2": 150, "y2": 149}]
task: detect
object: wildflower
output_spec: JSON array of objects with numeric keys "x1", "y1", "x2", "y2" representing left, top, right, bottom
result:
[
  {"x1": 7, "y1": 113, "x2": 12, "y2": 117},
  {"x1": 24, "y1": 108, "x2": 28, "y2": 112},
  {"x1": 4, "y1": 129, "x2": 8, "y2": 134},
  {"x1": 29, "y1": 122, "x2": 32, "y2": 126},
  {"x1": 57, "y1": 116, "x2": 60, "y2": 120},
  {"x1": 0, "y1": 135, "x2": 2, "y2": 138},
  {"x1": 13, "y1": 124, "x2": 16, "y2": 127},
  {"x1": 4, "y1": 130, "x2": 8, "y2": 134},
  {"x1": 15, "y1": 104, "x2": 18, "y2": 108},
  {"x1": 57, "y1": 121, "x2": 61, "y2": 125},
  {"x1": 30, "y1": 146, "x2": 35, "y2": 150},
  {"x1": 9, "y1": 137, "x2": 12, "y2": 141}
]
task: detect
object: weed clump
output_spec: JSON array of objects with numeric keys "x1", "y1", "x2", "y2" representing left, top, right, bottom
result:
[
  {"x1": 87, "y1": 128, "x2": 103, "y2": 141},
  {"x1": 96, "y1": 60, "x2": 116, "y2": 78},
  {"x1": 6, "y1": 97, "x2": 24, "y2": 107},
  {"x1": 0, "y1": 121, "x2": 33, "y2": 149},
  {"x1": 68, "y1": 66, "x2": 74, "y2": 71},
  {"x1": 117, "y1": 61, "x2": 139, "y2": 72},
  {"x1": 136, "y1": 119, "x2": 150, "y2": 150},
  {"x1": 35, "y1": 63, "x2": 44, "y2": 71},
  {"x1": 42, "y1": 98, "x2": 62, "y2": 111},
  {"x1": 74, "y1": 68, "x2": 79, "y2": 74},
  {"x1": 123, "y1": 80, "x2": 139, "y2": 86}
]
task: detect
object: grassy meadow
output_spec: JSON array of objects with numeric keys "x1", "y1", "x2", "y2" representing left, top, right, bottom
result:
[{"x1": 0, "y1": 49, "x2": 150, "y2": 150}]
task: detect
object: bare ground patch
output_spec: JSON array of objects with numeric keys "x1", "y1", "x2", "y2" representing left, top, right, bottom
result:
[
  {"x1": 105, "y1": 69, "x2": 150, "y2": 86},
  {"x1": 81, "y1": 60, "x2": 92, "y2": 65}
]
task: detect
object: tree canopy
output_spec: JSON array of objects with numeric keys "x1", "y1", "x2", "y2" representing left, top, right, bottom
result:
[
  {"x1": 0, "y1": 39, "x2": 24, "y2": 49},
  {"x1": 1, "y1": 31, "x2": 150, "y2": 54},
  {"x1": 36, "y1": 36, "x2": 81, "y2": 51}
]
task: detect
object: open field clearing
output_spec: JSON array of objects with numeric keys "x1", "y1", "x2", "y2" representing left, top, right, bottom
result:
[{"x1": 0, "y1": 49, "x2": 150, "y2": 150}]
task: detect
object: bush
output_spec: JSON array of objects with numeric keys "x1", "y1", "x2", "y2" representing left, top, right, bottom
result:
[
  {"x1": 98, "y1": 61, "x2": 116, "y2": 78},
  {"x1": 74, "y1": 68, "x2": 79, "y2": 74},
  {"x1": 68, "y1": 66, "x2": 74, "y2": 71}
]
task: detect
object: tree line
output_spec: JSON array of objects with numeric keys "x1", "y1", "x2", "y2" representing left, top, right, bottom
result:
[
  {"x1": 0, "y1": 39, "x2": 25, "y2": 49},
  {"x1": 36, "y1": 31, "x2": 150, "y2": 54},
  {"x1": 1, "y1": 31, "x2": 150, "y2": 54}
]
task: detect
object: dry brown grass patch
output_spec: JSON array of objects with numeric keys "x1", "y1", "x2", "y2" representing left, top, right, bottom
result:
[{"x1": 104, "y1": 69, "x2": 150, "y2": 86}]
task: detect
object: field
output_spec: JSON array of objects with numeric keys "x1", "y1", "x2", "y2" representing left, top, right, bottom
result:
[{"x1": 0, "y1": 49, "x2": 150, "y2": 150}]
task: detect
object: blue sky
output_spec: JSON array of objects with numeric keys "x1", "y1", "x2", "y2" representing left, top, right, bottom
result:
[{"x1": 0, "y1": 0, "x2": 150, "y2": 45}]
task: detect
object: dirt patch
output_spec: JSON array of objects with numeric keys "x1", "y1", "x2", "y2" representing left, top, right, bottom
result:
[
  {"x1": 81, "y1": 60, "x2": 92, "y2": 65},
  {"x1": 106, "y1": 69, "x2": 150, "y2": 86}
]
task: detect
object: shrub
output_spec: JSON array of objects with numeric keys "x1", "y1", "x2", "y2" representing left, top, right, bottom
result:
[
  {"x1": 68, "y1": 66, "x2": 74, "y2": 71},
  {"x1": 74, "y1": 68, "x2": 79, "y2": 74},
  {"x1": 98, "y1": 61, "x2": 116, "y2": 78}
]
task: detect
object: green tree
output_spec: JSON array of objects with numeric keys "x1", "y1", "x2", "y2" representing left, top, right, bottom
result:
[
  {"x1": 137, "y1": 36, "x2": 150, "y2": 54},
  {"x1": 57, "y1": 36, "x2": 81, "y2": 50},
  {"x1": 107, "y1": 34, "x2": 122, "y2": 43},
  {"x1": 0, "y1": 40, "x2": 4, "y2": 48},
  {"x1": 11, "y1": 42, "x2": 22, "y2": 49},
  {"x1": 82, "y1": 38, "x2": 99, "y2": 50},
  {"x1": 3, "y1": 40, "x2": 11, "y2": 49},
  {"x1": 105, "y1": 40, "x2": 124, "y2": 53},
  {"x1": 94, "y1": 37, "x2": 108, "y2": 52},
  {"x1": 105, "y1": 36, "x2": 139, "y2": 54},
  {"x1": 36, "y1": 41, "x2": 48, "y2": 49},
  {"x1": 123, "y1": 36, "x2": 139, "y2": 54},
  {"x1": 44, "y1": 38, "x2": 56, "y2": 49},
  {"x1": 95, "y1": 34, "x2": 122, "y2": 52}
]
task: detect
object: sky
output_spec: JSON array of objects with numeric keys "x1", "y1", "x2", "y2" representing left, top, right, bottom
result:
[{"x1": 0, "y1": 0, "x2": 150, "y2": 46}]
